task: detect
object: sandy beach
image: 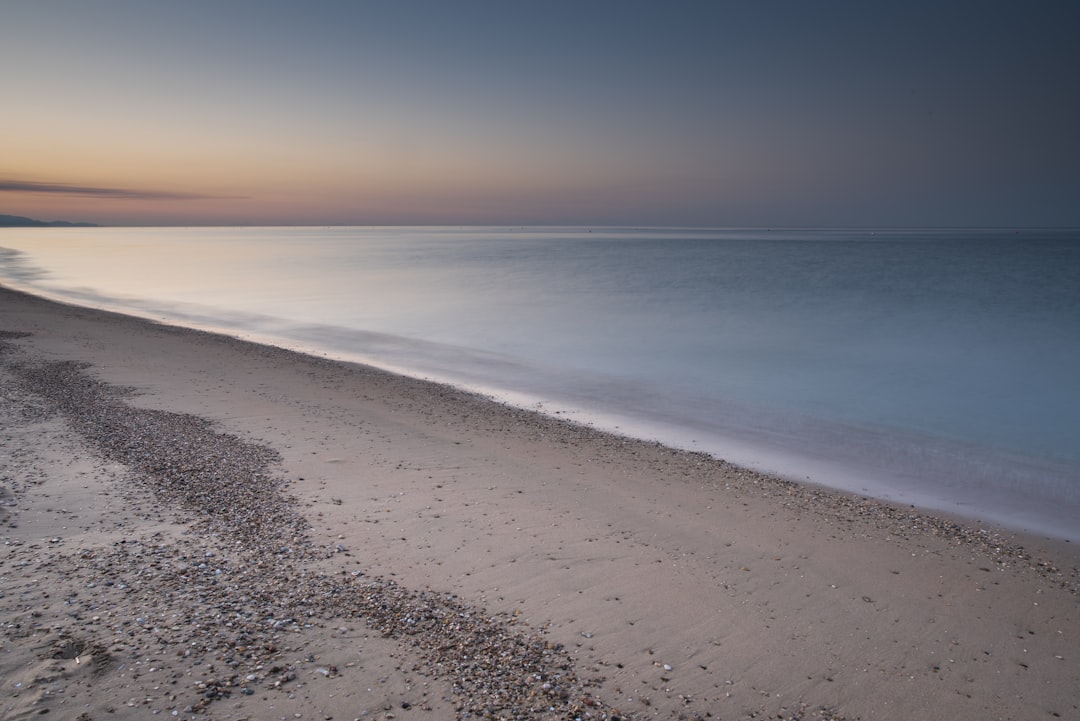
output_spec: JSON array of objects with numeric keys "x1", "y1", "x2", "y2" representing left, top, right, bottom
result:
[{"x1": 1, "y1": 285, "x2": 1076, "y2": 721}]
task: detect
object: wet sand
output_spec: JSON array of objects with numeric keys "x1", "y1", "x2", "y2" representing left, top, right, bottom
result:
[{"x1": 1, "y1": 286, "x2": 1077, "y2": 721}]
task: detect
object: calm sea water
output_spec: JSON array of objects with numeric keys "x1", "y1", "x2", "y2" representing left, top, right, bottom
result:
[{"x1": 2, "y1": 226, "x2": 1078, "y2": 537}]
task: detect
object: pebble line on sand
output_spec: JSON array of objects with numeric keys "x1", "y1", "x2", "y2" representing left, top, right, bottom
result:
[{"x1": 1, "y1": 335, "x2": 635, "y2": 720}]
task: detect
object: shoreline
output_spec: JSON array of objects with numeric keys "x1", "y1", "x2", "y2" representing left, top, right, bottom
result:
[
  {"x1": 1, "y1": 285, "x2": 1077, "y2": 720},
  {"x1": 4, "y1": 229, "x2": 1078, "y2": 542},
  {"x1": 5, "y1": 278, "x2": 1077, "y2": 542}
]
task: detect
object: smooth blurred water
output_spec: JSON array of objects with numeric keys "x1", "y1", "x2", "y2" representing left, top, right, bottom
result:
[{"x1": 2, "y1": 226, "x2": 1078, "y2": 537}]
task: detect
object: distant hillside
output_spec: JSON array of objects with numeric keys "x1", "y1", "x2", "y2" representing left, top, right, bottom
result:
[{"x1": 0, "y1": 214, "x2": 98, "y2": 227}]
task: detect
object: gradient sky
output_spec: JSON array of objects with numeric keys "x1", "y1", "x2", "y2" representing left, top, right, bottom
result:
[{"x1": 2, "y1": 1, "x2": 1078, "y2": 227}]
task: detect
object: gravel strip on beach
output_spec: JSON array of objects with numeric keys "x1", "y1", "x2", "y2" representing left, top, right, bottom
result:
[{"x1": 2, "y1": 332, "x2": 646, "y2": 721}]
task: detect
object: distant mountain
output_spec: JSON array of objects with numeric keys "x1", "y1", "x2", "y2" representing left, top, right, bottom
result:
[{"x1": 0, "y1": 214, "x2": 98, "y2": 227}]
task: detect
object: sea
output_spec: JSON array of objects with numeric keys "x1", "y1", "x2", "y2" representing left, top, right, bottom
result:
[{"x1": 2, "y1": 226, "x2": 1078, "y2": 539}]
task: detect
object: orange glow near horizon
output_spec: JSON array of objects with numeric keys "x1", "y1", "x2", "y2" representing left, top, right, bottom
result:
[{"x1": 2, "y1": 3, "x2": 1077, "y2": 227}]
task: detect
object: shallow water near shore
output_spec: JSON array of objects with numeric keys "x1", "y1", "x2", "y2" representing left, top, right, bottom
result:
[{"x1": 2, "y1": 225, "x2": 1078, "y2": 537}]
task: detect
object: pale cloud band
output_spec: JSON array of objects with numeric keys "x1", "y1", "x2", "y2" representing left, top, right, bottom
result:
[{"x1": 0, "y1": 179, "x2": 245, "y2": 201}]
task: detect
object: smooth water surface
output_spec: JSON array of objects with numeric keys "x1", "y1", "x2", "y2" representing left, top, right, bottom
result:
[{"x1": 2, "y1": 226, "x2": 1078, "y2": 537}]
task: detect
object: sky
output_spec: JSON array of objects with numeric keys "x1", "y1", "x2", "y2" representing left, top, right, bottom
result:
[{"x1": 2, "y1": 1, "x2": 1079, "y2": 227}]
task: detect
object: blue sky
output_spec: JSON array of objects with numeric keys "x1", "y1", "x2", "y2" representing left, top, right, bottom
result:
[{"x1": 2, "y1": 1, "x2": 1078, "y2": 226}]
